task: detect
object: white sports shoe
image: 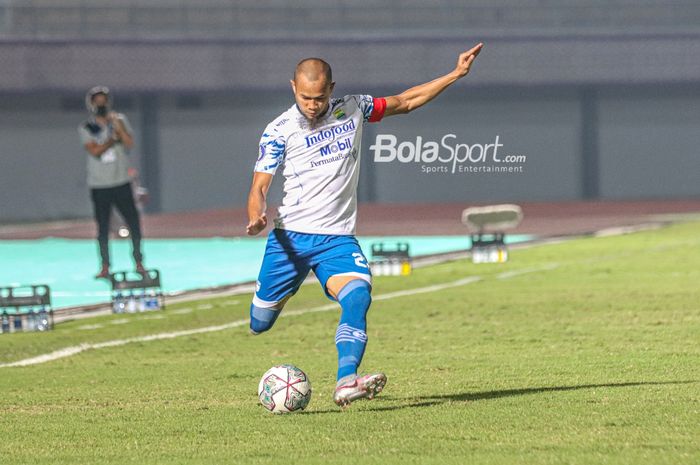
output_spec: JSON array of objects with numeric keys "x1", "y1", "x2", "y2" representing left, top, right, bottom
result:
[{"x1": 333, "y1": 372, "x2": 387, "y2": 408}]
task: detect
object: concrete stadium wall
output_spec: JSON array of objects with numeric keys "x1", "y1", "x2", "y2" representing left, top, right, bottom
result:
[
  {"x1": 598, "y1": 89, "x2": 700, "y2": 199},
  {"x1": 158, "y1": 92, "x2": 288, "y2": 213},
  {"x1": 0, "y1": 95, "x2": 143, "y2": 222},
  {"x1": 2, "y1": 9, "x2": 700, "y2": 223},
  {"x1": 2, "y1": 35, "x2": 700, "y2": 93},
  {"x1": 1, "y1": 85, "x2": 699, "y2": 223},
  {"x1": 4, "y1": 1, "x2": 700, "y2": 40},
  {"x1": 366, "y1": 88, "x2": 582, "y2": 203}
]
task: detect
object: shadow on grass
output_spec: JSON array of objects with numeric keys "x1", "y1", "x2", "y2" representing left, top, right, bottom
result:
[{"x1": 301, "y1": 380, "x2": 697, "y2": 415}]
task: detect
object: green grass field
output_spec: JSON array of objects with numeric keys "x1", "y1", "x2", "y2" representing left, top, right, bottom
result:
[{"x1": 1, "y1": 222, "x2": 699, "y2": 465}]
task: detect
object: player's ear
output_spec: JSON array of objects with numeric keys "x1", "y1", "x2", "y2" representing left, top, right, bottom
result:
[
  {"x1": 290, "y1": 79, "x2": 296, "y2": 94},
  {"x1": 329, "y1": 81, "x2": 335, "y2": 94}
]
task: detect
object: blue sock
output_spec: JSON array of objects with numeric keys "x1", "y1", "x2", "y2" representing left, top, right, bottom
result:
[
  {"x1": 249, "y1": 303, "x2": 281, "y2": 334},
  {"x1": 334, "y1": 279, "x2": 372, "y2": 381}
]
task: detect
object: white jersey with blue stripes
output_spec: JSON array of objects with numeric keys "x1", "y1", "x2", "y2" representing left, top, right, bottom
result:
[{"x1": 255, "y1": 94, "x2": 384, "y2": 235}]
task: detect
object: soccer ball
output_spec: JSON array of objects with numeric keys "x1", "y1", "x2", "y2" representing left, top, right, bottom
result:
[{"x1": 258, "y1": 364, "x2": 312, "y2": 414}]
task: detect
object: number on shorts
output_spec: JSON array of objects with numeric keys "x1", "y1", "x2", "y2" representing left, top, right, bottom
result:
[{"x1": 352, "y1": 252, "x2": 369, "y2": 269}]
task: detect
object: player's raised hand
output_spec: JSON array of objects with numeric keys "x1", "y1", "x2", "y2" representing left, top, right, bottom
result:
[
  {"x1": 454, "y1": 43, "x2": 483, "y2": 78},
  {"x1": 246, "y1": 213, "x2": 267, "y2": 236}
]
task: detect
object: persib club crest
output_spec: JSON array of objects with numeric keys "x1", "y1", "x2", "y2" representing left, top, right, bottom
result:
[{"x1": 333, "y1": 107, "x2": 346, "y2": 120}]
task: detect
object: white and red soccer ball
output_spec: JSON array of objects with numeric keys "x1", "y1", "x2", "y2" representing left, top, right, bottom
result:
[{"x1": 258, "y1": 364, "x2": 312, "y2": 414}]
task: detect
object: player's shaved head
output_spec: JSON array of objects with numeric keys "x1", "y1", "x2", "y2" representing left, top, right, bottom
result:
[
  {"x1": 290, "y1": 58, "x2": 335, "y2": 123},
  {"x1": 294, "y1": 58, "x2": 333, "y2": 85}
]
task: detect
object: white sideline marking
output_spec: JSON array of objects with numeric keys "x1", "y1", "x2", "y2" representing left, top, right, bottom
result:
[
  {"x1": 0, "y1": 319, "x2": 252, "y2": 368},
  {"x1": 374, "y1": 276, "x2": 482, "y2": 301},
  {"x1": 497, "y1": 263, "x2": 559, "y2": 280},
  {"x1": 281, "y1": 277, "x2": 483, "y2": 319},
  {"x1": 0, "y1": 266, "x2": 564, "y2": 369},
  {"x1": 0, "y1": 275, "x2": 485, "y2": 368}
]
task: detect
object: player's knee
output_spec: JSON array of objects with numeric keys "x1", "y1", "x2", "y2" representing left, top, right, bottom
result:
[
  {"x1": 249, "y1": 302, "x2": 281, "y2": 335},
  {"x1": 337, "y1": 279, "x2": 372, "y2": 314}
]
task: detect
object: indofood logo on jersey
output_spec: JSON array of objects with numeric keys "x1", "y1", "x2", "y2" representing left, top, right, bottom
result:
[
  {"x1": 305, "y1": 120, "x2": 356, "y2": 148},
  {"x1": 370, "y1": 134, "x2": 526, "y2": 174}
]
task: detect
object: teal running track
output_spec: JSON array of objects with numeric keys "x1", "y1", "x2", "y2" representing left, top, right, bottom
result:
[{"x1": 0, "y1": 235, "x2": 532, "y2": 308}]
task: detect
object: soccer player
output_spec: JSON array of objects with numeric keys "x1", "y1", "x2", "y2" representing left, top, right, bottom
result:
[{"x1": 247, "y1": 43, "x2": 483, "y2": 407}]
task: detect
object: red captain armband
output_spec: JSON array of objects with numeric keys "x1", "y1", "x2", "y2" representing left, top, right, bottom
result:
[{"x1": 368, "y1": 97, "x2": 387, "y2": 122}]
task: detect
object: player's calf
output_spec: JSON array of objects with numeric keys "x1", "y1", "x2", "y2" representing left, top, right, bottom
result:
[
  {"x1": 249, "y1": 303, "x2": 281, "y2": 335},
  {"x1": 249, "y1": 293, "x2": 294, "y2": 335},
  {"x1": 334, "y1": 279, "x2": 372, "y2": 379}
]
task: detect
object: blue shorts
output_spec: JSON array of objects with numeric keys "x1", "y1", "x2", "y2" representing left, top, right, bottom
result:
[{"x1": 252, "y1": 229, "x2": 372, "y2": 308}]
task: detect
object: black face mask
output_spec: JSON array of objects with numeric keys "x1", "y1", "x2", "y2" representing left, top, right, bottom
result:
[{"x1": 95, "y1": 105, "x2": 109, "y2": 117}]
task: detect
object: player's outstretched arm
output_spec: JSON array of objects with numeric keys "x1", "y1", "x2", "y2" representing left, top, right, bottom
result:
[
  {"x1": 383, "y1": 43, "x2": 483, "y2": 117},
  {"x1": 246, "y1": 172, "x2": 273, "y2": 236}
]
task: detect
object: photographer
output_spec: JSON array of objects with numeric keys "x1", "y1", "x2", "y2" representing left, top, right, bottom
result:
[{"x1": 78, "y1": 86, "x2": 146, "y2": 279}]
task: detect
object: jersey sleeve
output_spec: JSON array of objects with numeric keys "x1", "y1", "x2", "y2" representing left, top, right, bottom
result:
[
  {"x1": 254, "y1": 125, "x2": 286, "y2": 175},
  {"x1": 116, "y1": 114, "x2": 133, "y2": 135},
  {"x1": 78, "y1": 124, "x2": 92, "y2": 145},
  {"x1": 353, "y1": 94, "x2": 387, "y2": 123}
]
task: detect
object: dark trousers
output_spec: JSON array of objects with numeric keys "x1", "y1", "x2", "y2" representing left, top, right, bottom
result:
[{"x1": 90, "y1": 182, "x2": 143, "y2": 267}]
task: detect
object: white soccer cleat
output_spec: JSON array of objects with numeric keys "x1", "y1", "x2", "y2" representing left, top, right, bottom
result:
[{"x1": 333, "y1": 372, "x2": 387, "y2": 408}]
